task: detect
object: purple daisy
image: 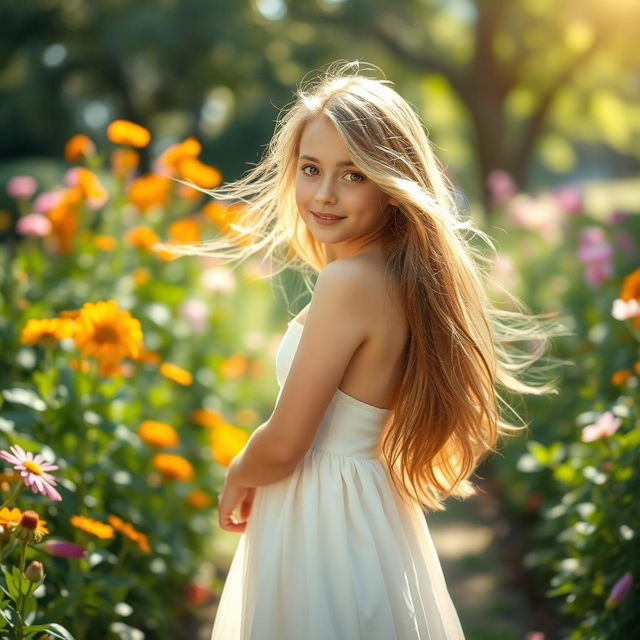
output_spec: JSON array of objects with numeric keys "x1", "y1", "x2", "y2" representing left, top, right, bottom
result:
[{"x1": 0, "y1": 444, "x2": 62, "y2": 501}]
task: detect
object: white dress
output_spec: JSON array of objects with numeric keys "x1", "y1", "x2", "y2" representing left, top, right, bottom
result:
[{"x1": 210, "y1": 319, "x2": 466, "y2": 639}]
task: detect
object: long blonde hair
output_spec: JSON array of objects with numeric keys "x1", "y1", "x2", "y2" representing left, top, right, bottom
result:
[{"x1": 156, "y1": 60, "x2": 571, "y2": 512}]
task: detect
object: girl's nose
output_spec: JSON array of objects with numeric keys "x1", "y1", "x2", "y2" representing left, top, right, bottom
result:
[{"x1": 315, "y1": 179, "x2": 337, "y2": 205}]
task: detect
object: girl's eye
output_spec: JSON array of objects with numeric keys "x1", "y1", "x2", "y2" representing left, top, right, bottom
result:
[{"x1": 300, "y1": 165, "x2": 365, "y2": 183}]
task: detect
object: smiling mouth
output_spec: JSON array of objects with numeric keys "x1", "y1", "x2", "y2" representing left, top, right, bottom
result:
[{"x1": 311, "y1": 211, "x2": 345, "y2": 220}]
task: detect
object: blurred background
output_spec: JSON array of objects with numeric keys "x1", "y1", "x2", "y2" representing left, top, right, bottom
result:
[{"x1": 1, "y1": 1, "x2": 639, "y2": 639}]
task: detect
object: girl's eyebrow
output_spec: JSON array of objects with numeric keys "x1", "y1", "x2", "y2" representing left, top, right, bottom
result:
[{"x1": 298, "y1": 154, "x2": 357, "y2": 168}]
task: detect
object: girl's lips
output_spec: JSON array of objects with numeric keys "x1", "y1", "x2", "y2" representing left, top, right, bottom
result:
[{"x1": 311, "y1": 211, "x2": 346, "y2": 224}]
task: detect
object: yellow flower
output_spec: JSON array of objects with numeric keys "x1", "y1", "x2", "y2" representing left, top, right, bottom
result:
[
  {"x1": 94, "y1": 235, "x2": 116, "y2": 251},
  {"x1": 107, "y1": 515, "x2": 151, "y2": 553},
  {"x1": 186, "y1": 490, "x2": 212, "y2": 509},
  {"x1": 107, "y1": 120, "x2": 151, "y2": 148},
  {"x1": 152, "y1": 454, "x2": 194, "y2": 482},
  {"x1": 70, "y1": 515, "x2": 114, "y2": 539},
  {"x1": 177, "y1": 157, "x2": 222, "y2": 189},
  {"x1": 159, "y1": 362, "x2": 193, "y2": 386},
  {"x1": 64, "y1": 134, "x2": 96, "y2": 163},
  {"x1": 20, "y1": 318, "x2": 76, "y2": 347},
  {"x1": 210, "y1": 422, "x2": 249, "y2": 467},
  {"x1": 128, "y1": 174, "x2": 172, "y2": 212},
  {"x1": 73, "y1": 300, "x2": 144, "y2": 364},
  {"x1": 138, "y1": 420, "x2": 179, "y2": 448},
  {"x1": 0, "y1": 507, "x2": 23, "y2": 530}
]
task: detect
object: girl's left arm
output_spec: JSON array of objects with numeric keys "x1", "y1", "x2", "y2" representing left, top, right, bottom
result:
[{"x1": 227, "y1": 422, "x2": 299, "y2": 488}]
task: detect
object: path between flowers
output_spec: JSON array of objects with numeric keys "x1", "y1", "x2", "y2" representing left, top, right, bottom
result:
[{"x1": 193, "y1": 466, "x2": 533, "y2": 640}]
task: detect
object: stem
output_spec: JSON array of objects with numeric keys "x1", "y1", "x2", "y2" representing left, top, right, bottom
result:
[{"x1": 0, "y1": 482, "x2": 23, "y2": 510}]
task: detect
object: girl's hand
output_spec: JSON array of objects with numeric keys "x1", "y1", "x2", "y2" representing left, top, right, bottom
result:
[{"x1": 217, "y1": 471, "x2": 256, "y2": 533}]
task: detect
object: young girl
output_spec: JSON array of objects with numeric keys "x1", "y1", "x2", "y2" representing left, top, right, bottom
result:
[{"x1": 158, "y1": 60, "x2": 568, "y2": 639}]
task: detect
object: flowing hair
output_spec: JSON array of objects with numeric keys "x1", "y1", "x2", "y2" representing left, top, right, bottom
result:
[{"x1": 155, "y1": 60, "x2": 572, "y2": 512}]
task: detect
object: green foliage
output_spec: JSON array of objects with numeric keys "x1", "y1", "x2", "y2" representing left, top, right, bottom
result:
[{"x1": 487, "y1": 195, "x2": 640, "y2": 638}]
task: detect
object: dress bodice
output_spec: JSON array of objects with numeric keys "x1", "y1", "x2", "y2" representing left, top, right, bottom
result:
[{"x1": 274, "y1": 319, "x2": 393, "y2": 459}]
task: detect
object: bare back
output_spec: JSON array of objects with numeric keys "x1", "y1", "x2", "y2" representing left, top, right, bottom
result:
[{"x1": 292, "y1": 254, "x2": 409, "y2": 411}]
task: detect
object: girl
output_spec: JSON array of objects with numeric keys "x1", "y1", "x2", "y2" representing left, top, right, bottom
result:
[{"x1": 157, "y1": 60, "x2": 568, "y2": 639}]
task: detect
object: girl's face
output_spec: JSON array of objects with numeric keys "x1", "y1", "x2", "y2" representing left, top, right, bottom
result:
[{"x1": 295, "y1": 115, "x2": 396, "y2": 259}]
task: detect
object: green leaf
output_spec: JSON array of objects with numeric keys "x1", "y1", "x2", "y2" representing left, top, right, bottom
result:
[
  {"x1": 23, "y1": 623, "x2": 76, "y2": 640},
  {"x1": 526, "y1": 440, "x2": 550, "y2": 466}
]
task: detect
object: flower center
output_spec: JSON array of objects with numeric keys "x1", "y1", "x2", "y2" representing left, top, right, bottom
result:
[{"x1": 23, "y1": 461, "x2": 43, "y2": 475}]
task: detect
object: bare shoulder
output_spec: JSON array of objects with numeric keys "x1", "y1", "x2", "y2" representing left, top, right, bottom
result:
[{"x1": 312, "y1": 256, "x2": 387, "y2": 328}]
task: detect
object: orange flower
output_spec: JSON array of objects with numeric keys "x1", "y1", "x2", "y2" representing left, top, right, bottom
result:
[
  {"x1": 177, "y1": 157, "x2": 222, "y2": 189},
  {"x1": 220, "y1": 354, "x2": 249, "y2": 379},
  {"x1": 177, "y1": 184, "x2": 204, "y2": 200},
  {"x1": 73, "y1": 300, "x2": 144, "y2": 364},
  {"x1": 126, "y1": 226, "x2": 160, "y2": 251},
  {"x1": 70, "y1": 515, "x2": 114, "y2": 539},
  {"x1": 64, "y1": 134, "x2": 96, "y2": 163},
  {"x1": 45, "y1": 186, "x2": 83, "y2": 255},
  {"x1": 168, "y1": 218, "x2": 201, "y2": 243},
  {"x1": 128, "y1": 174, "x2": 172, "y2": 212},
  {"x1": 107, "y1": 515, "x2": 151, "y2": 553},
  {"x1": 0, "y1": 507, "x2": 23, "y2": 530},
  {"x1": 94, "y1": 235, "x2": 116, "y2": 251},
  {"x1": 131, "y1": 347, "x2": 161, "y2": 364},
  {"x1": 152, "y1": 241, "x2": 183, "y2": 262},
  {"x1": 210, "y1": 422, "x2": 249, "y2": 467},
  {"x1": 107, "y1": 120, "x2": 151, "y2": 148},
  {"x1": 202, "y1": 201, "x2": 237, "y2": 233},
  {"x1": 152, "y1": 453, "x2": 194, "y2": 481},
  {"x1": 69, "y1": 358, "x2": 92, "y2": 373},
  {"x1": 156, "y1": 137, "x2": 201, "y2": 175},
  {"x1": 0, "y1": 471, "x2": 22, "y2": 492},
  {"x1": 621, "y1": 268, "x2": 640, "y2": 329},
  {"x1": 190, "y1": 408, "x2": 226, "y2": 429},
  {"x1": 111, "y1": 149, "x2": 140, "y2": 179},
  {"x1": 0, "y1": 210, "x2": 12, "y2": 232},
  {"x1": 186, "y1": 490, "x2": 212, "y2": 509},
  {"x1": 132, "y1": 267, "x2": 151, "y2": 286},
  {"x1": 635, "y1": 361, "x2": 640, "y2": 375},
  {"x1": 138, "y1": 420, "x2": 179, "y2": 448},
  {"x1": 611, "y1": 370, "x2": 632, "y2": 385},
  {"x1": 160, "y1": 362, "x2": 193, "y2": 385},
  {"x1": 235, "y1": 408, "x2": 259, "y2": 426},
  {"x1": 20, "y1": 318, "x2": 76, "y2": 347}
]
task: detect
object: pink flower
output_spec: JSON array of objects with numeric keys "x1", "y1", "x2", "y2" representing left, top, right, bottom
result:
[
  {"x1": 613, "y1": 230, "x2": 636, "y2": 256},
  {"x1": 612, "y1": 298, "x2": 640, "y2": 321},
  {"x1": 553, "y1": 185, "x2": 583, "y2": 215},
  {"x1": 606, "y1": 572, "x2": 633, "y2": 610},
  {"x1": 15, "y1": 213, "x2": 52, "y2": 237},
  {"x1": 33, "y1": 189, "x2": 64, "y2": 214},
  {"x1": 487, "y1": 170, "x2": 517, "y2": 206},
  {"x1": 581, "y1": 411, "x2": 621, "y2": 443},
  {"x1": 7, "y1": 176, "x2": 37, "y2": 199},
  {"x1": 609, "y1": 209, "x2": 627, "y2": 224},
  {"x1": 577, "y1": 227, "x2": 613, "y2": 288},
  {"x1": 179, "y1": 298, "x2": 209, "y2": 333},
  {"x1": 201, "y1": 266, "x2": 236, "y2": 293},
  {"x1": 0, "y1": 444, "x2": 62, "y2": 501},
  {"x1": 525, "y1": 633, "x2": 545, "y2": 640},
  {"x1": 38, "y1": 539, "x2": 87, "y2": 558}
]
